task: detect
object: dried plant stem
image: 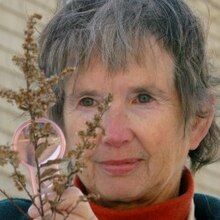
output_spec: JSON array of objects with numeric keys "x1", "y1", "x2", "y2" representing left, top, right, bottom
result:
[
  {"x1": 32, "y1": 129, "x2": 45, "y2": 217},
  {"x1": 35, "y1": 158, "x2": 45, "y2": 217},
  {"x1": 40, "y1": 174, "x2": 62, "y2": 184},
  {"x1": 0, "y1": 11, "x2": 113, "y2": 218},
  {"x1": 12, "y1": 165, "x2": 42, "y2": 215}
]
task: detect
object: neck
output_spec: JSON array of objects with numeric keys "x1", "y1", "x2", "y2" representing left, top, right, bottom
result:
[
  {"x1": 80, "y1": 170, "x2": 183, "y2": 210},
  {"x1": 82, "y1": 168, "x2": 195, "y2": 220},
  {"x1": 94, "y1": 178, "x2": 181, "y2": 210}
]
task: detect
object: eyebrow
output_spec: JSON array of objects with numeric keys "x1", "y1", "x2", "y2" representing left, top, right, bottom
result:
[
  {"x1": 72, "y1": 89, "x2": 103, "y2": 99},
  {"x1": 71, "y1": 79, "x2": 172, "y2": 101},
  {"x1": 72, "y1": 86, "x2": 169, "y2": 100}
]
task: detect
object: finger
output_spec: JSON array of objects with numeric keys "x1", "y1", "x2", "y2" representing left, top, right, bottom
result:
[
  {"x1": 33, "y1": 209, "x2": 53, "y2": 220},
  {"x1": 29, "y1": 188, "x2": 66, "y2": 219},
  {"x1": 33, "y1": 212, "x2": 86, "y2": 220},
  {"x1": 56, "y1": 186, "x2": 83, "y2": 211},
  {"x1": 57, "y1": 187, "x2": 97, "y2": 219},
  {"x1": 28, "y1": 201, "x2": 51, "y2": 218}
]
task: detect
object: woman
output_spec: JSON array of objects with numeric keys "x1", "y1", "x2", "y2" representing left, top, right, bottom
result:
[{"x1": 1, "y1": 0, "x2": 220, "y2": 219}]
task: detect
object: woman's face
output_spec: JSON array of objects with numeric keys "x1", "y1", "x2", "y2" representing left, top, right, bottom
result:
[{"x1": 63, "y1": 41, "x2": 195, "y2": 206}]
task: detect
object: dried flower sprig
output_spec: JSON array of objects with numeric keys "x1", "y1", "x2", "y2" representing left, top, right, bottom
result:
[
  {"x1": 0, "y1": 14, "x2": 74, "y2": 119},
  {"x1": 0, "y1": 13, "x2": 112, "y2": 219},
  {"x1": 66, "y1": 94, "x2": 113, "y2": 186}
]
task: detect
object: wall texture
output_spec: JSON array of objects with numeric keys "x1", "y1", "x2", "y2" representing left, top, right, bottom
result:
[
  {"x1": 0, "y1": 0, "x2": 58, "y2": 143},
  {"x1": 0, "y1": 0, "x2": 58, "y2": 198},
  {"x1": 0, "y1": 0, "x2": 219, "y2": 198}
]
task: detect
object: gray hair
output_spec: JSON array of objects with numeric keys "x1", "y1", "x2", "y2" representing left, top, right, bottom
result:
[{"x1": 38, "y1": 0, "x2": 220, "y2": 172}]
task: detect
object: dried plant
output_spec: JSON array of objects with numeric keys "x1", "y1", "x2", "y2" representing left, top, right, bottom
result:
[{"x1": 0, "y1": 14, "x2": 112, "y2": 219}]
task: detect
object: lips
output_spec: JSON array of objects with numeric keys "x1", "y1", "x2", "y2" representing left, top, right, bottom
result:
[{"x1": 98, "y1": 158, "x2": 142, "y2": 176}]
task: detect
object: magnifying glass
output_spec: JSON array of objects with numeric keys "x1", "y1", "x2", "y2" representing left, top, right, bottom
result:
[{"x1": 12, "y1": 118, "x2": 66, "y2": 195}]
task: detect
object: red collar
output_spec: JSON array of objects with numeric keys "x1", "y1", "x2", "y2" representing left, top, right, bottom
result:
[{"x1": 75, "y1": 168, "x2": 194, "y2": 220}]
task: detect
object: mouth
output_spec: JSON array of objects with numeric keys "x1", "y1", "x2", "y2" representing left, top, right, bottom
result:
[{"x1": 97, "y1": 158, "x2": 143, "y2": 176}]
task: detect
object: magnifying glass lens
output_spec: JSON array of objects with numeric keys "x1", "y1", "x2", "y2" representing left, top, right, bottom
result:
[
  {"x1": 12, "y1": 118, "x2": 66, "y2": 167},
  {"x1": 12, "y1": 118, "x2": 66, "y2": 195}
]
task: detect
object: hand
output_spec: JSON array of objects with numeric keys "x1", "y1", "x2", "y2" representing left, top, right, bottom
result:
[{"x1": 28, "y1": 186, "x2": 98, "y2": 220}]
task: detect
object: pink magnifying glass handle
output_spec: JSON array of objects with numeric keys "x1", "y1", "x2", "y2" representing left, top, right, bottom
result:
[{"x1": 12, "y1": 118, "x2": 66, "y2": 195}]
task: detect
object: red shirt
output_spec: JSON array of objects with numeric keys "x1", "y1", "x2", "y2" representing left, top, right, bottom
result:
[{"x1": 75, "y1": 168, "x2": 194, "y2": 220}]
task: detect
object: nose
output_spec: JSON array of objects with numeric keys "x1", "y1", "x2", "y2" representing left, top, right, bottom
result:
[{"x1": 102, "y1": 108, "x2": 134, "y2": 148}]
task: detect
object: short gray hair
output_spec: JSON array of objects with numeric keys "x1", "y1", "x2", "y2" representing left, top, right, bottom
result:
[{"x1": 38, "y1": 0, "x2": 220, "y2": 172}]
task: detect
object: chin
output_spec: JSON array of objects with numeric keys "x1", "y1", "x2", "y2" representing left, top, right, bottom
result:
[
  {"x1": 79, "y1": 165, "x2": 148, "y2": 202},
  {"x1": 94, "y1": 181, "x2": 144, "y2": 203}
]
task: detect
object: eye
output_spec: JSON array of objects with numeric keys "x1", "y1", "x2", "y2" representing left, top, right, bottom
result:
[
  {"x1": 79, "y1": 97, "x2": 96, "y2": 107},
  {"x1": 133, "y1": 93, "x2": 153, "y2": 104}
]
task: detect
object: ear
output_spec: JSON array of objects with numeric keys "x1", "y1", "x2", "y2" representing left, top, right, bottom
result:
[{"x1": 189, "y1": 100, "x2": 215, "y2": 150}]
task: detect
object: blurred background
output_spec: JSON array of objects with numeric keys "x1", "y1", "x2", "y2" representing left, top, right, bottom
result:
[{"x1": 0, "y1": 0, "x2": 219, "y2": 198}]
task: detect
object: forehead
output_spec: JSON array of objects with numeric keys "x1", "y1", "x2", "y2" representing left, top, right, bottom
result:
[{"x1": 65, "y1": 38, "x2": 175, "y2": 94}]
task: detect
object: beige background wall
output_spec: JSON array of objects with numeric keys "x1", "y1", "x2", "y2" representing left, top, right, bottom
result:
[
  {"x1": 0, "y1": 0, "x2": 58, "y2": 199},
  {"x1": 0, "y1": 0, "x2": 219, "y2": 198}
]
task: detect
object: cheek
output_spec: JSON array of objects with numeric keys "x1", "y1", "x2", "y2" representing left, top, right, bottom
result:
[
  {"x1": 132, "y1": 115, "x2": 174, "y2": 151},
  {"x1": 64, "y1": 111, "x2": 101, "y2": 162},
  {"x1": 133, "y1": 113, "x2": 186, "y2": 166},
  {"x1": 64, "y1": 111, "x2": 98, "y2": 184},
  {"x1": 64, "y1": 111, "x2": 91, "y2": 145}
]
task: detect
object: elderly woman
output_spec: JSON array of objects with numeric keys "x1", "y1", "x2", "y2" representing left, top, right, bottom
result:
[{"x1": 1, "y1": 0, "x2": 220, "y2": 219}]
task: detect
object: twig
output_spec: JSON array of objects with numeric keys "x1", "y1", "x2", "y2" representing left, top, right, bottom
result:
[{"x1": 12, "y1": 165, "x2": 42, "y2": 215}]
